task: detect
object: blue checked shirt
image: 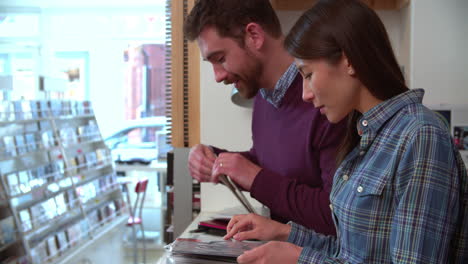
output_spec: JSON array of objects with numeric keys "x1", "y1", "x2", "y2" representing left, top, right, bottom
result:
[
  {"x1": 259, "y1": 63, "x2": 298, "y2": 108},
  {"x1": 288, "y1": 89, "x2": 468, "y2": 263}
]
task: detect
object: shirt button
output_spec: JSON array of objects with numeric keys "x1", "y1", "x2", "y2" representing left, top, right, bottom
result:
[
  {"x1": 329, "y1": 204, "x2": 333, "y2": 211},
  {"x1": 359, "y1": 150, "x2": 366, "y2": 156},
  {"x1": 361, "y1": 120, "x2": 368, "y2": 127},
  {"x1": 357, "y1": 186, "x2": 364, "y2": 193},
  {"x1": 343, "y1": 174, "x2": 349, "y2": 181}
]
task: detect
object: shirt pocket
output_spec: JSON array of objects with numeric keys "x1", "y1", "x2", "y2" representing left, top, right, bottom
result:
[
  {"x1": 341, "y1": 171, "x2": 393, "y2": 260},
  {"x1": 355, "y1": 170, "x2": 391, "y2": 197}
]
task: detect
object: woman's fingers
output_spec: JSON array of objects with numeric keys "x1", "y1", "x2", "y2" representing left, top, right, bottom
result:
[
  {"x1": 237, "y1": 246, "x2": 262, "y2": 263},
  {"x1": 233, "y1": 229, "x2": 257, "y2": 241},
  {"x1": 226, "y1": 214, "x2": 245, "y2": 232},
  {"x1": 225, "y1": 214, "x2": 268, "y2": 241},
  {"x1": 224, "y1": 214, "x2": 250, "y2": 240},
  {"x1": 237, "y1": 251, "x2": 255, "y2": 263}
]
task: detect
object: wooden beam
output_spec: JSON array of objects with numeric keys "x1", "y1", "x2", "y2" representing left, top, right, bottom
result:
[
  {"x1": 363, "y1": 0, "x2": 397, "y2": 10},
  {"x1": 271, "y1": 0, "x2": 409, "y2": 10},
  {"x1": 187, "y1": 0, "x2": 201, "y2": 147},
  {"x1": 270, "y1": 0, "x2": 316, "y2": 11},
  {"x1": 170, "y1": 0, "x2": 185, "y2": 148},
  {"x1": 396, "y1": 0, "x2": 410, "y2": 9}
]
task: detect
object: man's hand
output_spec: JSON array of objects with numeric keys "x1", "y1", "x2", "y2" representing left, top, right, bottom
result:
[
  {"x1": 188, "y1": 144, "x2": 216, "y2": 182},
  {"x1": 237, "y1": 241, "x2": 302, "y2": 264},
  {"x1": 224, "y1": 213, "x2": 291, "y2": 242},
  {"x1": 211, "y1": 152, "x2": 261, "y2": 191}
]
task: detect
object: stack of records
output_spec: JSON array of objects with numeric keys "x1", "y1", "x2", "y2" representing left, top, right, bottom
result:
[{"x1": 166, "y1": 238, "x2": 265, "y2": 263}]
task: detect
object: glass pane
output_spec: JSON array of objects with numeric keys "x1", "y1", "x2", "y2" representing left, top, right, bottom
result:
[
  {"x1": 55, "y1": 52, "x2": 90, "y2": 100},
  {"x1": 48, "y1": 14, "x2": 165, "y2": 40},
  {"x1": 123, "y1": 44, "x2": 167, "y2": 119},
  {"x1": 128, "y1": 128, "x2": 144, "y2": 144},
  {"x1": 0, "y1": 14, "x2": 40, "y2": 37},
  {"x1": 0, "y1": 51, "x2": 38, "y2": 99}
]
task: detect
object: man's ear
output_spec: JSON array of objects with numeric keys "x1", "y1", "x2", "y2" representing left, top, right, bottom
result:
[{"x1": 244, "y1": 22, "x2": 265, "y2": 51}]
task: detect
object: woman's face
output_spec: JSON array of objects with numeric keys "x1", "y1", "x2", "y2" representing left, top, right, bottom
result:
[{"x1": 295, "y1": 56, "x2": 361, "y2": 123}]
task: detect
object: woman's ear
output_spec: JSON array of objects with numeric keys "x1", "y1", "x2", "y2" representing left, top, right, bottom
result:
[
  {"x1": 342, "y1": 53, "x2": 355, "y2": 76},
  {"x1": 244, "y1": 22, "x2": 265, "y2": 50}
]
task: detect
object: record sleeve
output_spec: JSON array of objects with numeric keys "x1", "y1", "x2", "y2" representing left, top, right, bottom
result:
[{"x1": 167, "y1": 238, "x2": 264, "y2": 262}]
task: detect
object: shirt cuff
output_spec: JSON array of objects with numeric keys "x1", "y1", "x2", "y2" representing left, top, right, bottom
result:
[
  {"x1": 210, "y1": 145, "x2": 226, "y2": 156},
  {"x1": 287, "y1": 222, "x2": 314, "y2": 247},
  {"x1": 298, "y1": 247, "x2": 328, "y2": 264},
  {"x1": 250, "y1": 168, "x2": 281, "y2": 206}
]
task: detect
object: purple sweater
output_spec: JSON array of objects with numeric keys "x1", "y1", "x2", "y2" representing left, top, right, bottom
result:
[{"x1": 215, "y1": 75, "x2": 345, "y2": 235}]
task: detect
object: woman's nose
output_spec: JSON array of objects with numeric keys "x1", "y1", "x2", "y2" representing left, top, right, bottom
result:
[{"x1": 302, "y1": 83, "x2": 315, "y2": 103}]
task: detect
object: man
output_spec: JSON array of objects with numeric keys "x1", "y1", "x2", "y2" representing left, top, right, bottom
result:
[{"x1": 183, "y1": 0, "x2": 345, "y2": 235}]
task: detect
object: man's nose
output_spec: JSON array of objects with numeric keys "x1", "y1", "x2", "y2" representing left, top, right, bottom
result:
[{"x1": 213, "y1": 64, "x2": 228, "y2": 83}]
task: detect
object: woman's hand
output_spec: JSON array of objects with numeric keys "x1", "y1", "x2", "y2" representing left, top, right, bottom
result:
[
  {"x1": 237, "y1": 241, "x2": 302, "y2": 264},
  {"x1": 223, "y1": 213, "x2": 291, "y2": 242}
]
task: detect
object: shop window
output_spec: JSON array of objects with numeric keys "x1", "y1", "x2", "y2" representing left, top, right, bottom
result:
[
  {"x1": 0, "y1": 14, "x2": 40, "y2": 38},
  {"x1": 0, "y1": 50, "x2": 38, "y2": 99},
  {"x1": 55, "y1": 51, "x2": 90, "y2": 100},
  {"x1": 123, "y1": 44, "x2": 166, "y2": 119}
]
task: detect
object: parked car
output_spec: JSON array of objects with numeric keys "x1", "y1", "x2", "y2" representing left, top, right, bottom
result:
[{"x1": 104, "y1": 117, "x2": 171, "y2": 165}]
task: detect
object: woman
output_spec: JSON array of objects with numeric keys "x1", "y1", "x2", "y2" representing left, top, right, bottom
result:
[{"x1": 223, "y1": 0, "x2": 468, "y2": 263}]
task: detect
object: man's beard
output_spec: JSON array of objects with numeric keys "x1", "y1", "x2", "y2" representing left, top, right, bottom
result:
[{"x1": 235, "y1": 58, "x2": 263, "y2": 99}]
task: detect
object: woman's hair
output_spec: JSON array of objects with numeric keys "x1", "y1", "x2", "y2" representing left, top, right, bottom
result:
[
  {"x1": 284, "y1": 0, "x2": 409, "y2": 165},
  {"x1": 184, "y1": 0, "x2": 282, "y2": 45}
]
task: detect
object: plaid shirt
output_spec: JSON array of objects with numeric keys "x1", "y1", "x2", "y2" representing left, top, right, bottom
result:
[
  {"x1": 259, "y1": 63, "x2": 298, "y2": 108},
  {"x1": 288, "y1": 89, "x2": 468, "y2": 263}
]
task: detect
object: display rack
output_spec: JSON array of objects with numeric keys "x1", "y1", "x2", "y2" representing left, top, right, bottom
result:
[{"x1": 0, "y1": 100, "x2": 126, "y2": 264}]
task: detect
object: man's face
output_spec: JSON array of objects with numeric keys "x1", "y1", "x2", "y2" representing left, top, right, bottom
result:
[{"x1": 197, "y1": 26, "x2": 262, "y2": 99}]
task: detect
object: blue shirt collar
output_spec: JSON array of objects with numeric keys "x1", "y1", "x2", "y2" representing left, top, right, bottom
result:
[
  {"x1": 260, "y1": 63, "x2": 299, "y2": 108},
  {"x1": 357, "y1": 89, "x2": 425, "y2": 149}
]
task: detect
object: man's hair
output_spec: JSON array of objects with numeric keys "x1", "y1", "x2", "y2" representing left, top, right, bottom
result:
[{"x1": 184, "y1": 0, "x2": 282, "y2": 44}]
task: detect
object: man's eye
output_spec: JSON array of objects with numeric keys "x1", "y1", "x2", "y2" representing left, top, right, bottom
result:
[{"x1": 217, "y1": 57, "x2": 225, "y2": 63}]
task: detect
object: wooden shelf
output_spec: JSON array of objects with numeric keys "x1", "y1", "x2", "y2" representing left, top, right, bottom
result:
[
  {"x1": 271, "y1": 0, "x2": 410, "y2": 11},
  {"x1": 363, "y1": 0, "x2": 410, "y2": 10}
]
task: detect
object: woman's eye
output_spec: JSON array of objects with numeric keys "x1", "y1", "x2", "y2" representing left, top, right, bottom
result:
[
  {"x1": 304, "y1": 73, "x2": 312, "y2": 80},
  {"x1": 217, "y1": 57, "x2": 225, "y2": 63}
]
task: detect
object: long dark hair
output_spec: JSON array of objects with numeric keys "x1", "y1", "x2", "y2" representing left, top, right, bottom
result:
[{"x1": 284, "y1": 0, "x2": 409, "y2": 164}]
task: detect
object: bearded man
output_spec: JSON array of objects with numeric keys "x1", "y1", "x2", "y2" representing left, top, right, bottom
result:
[{"x1": 183, "y1": 0, "x2": 345, "y2": 235}]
